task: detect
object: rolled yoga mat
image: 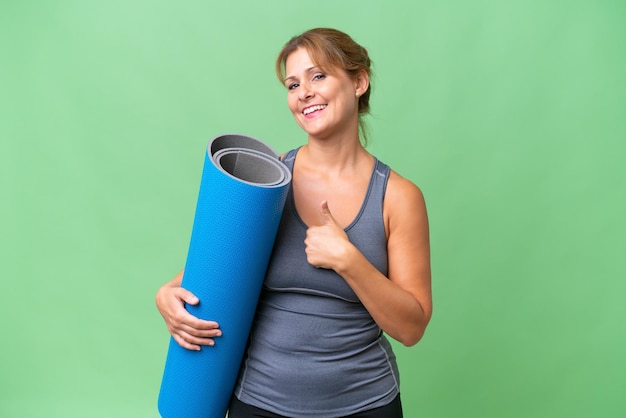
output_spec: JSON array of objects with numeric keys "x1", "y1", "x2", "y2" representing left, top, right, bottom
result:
[{"x1": 158, "y1": 133, "x2": 291, "y2": 418}]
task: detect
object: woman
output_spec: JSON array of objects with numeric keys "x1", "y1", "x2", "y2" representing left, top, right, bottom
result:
[{"x1": 156, "y1": 28, "x2": 432, "y2": 417}]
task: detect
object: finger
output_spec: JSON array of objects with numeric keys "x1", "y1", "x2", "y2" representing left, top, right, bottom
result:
[
  {"x1": 172, "y1": 308, "x2": 220, "y2": 331},
  {"x1": 319, "y1": 200, "x2": 337, "y2": 225},
  {"x1": 172, "y1": 327, "x2": 221, "y2": 350},
  {"x1": 172, "y1": 332, "x2": 214, "y2": 351},
  {"x1": 172, "y1": 333, "x2": 201, "y2": 351},
  {"x1": 169, "y1": 289, "x2": 219, "y2": 328},
  {"x1": 174, "y1": 287, "x2": 199, "y2": 306},
  {"x1": 320, "y1": 200, "x2": 331, "y2": 217},
  {"x1": 181, "y1": 329, "x2": 219, "y2": 346},
  {"x1": 183, "y1": 312, "x2": 220, "y2": 330},
  {"x1": 177, "y1": 322, "x2": 222, "y2": 339}
]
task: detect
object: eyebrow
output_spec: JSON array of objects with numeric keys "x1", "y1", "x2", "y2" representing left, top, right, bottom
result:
[{"x1": 284, "y1": 66, "x2": 320, "y2": 83}]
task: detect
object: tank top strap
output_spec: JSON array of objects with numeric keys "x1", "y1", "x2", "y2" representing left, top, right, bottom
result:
[
  {"x1": 350, "y1": 158, "x2": 390, "y2": 232},
  {"x1": 371, "y1": 159, "x2": 391, "y2": 199},
  {"x1": 280, "y1": 148, "x2": 299, "y2": 171}
]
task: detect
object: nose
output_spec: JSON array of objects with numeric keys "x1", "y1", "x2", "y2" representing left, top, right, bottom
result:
[{"x1": 299, "y1": 81, "x2": 313, "y2": 101}]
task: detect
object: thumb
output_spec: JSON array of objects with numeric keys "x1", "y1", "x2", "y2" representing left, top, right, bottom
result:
[
  {"x1": 179, "y1": 288, "x2": 199, "y2": 306},
  {"x1": 320, "y1": 200, "x2": 336, "y2": 225}
]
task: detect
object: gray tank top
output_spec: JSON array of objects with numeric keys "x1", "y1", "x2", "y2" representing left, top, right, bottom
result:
[{"x1": 233, "y1": 148, "x2": 399, "y2": 417}]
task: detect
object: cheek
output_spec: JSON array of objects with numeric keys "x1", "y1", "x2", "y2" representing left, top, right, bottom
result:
[
  {"x1": 286, "y1": 97, "x2": 306, "y2": 128},
  {"x1": 287, "y1": 94, "x2": 299, "y2": 114}
]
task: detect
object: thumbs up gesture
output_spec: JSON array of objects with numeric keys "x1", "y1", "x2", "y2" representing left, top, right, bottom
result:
[{"x1": 304, "y1": 200, "x2": 352, "y2": 271}]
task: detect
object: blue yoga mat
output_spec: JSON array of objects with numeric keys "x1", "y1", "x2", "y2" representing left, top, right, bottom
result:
[{"x1": 158, "y1": 133, "x2": 291, "y2": 418}]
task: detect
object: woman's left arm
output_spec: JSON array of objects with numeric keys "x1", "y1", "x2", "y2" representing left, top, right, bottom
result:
[{"x1": 304, "y1": 171, "x2": 431, "y2": 346}]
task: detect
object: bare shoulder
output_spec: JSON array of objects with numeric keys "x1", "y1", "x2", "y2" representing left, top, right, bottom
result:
[
  {"x1": 386, "y1": 170, "x2": 427, "y2": 216},
  {"x1": 382, "y1": 169, "x2": 428, "y2": 238}
]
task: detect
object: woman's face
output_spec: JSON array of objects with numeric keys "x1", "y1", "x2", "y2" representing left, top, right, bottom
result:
[{"x1": 284, "y1": 48, "x2": 362, "y2": 140}]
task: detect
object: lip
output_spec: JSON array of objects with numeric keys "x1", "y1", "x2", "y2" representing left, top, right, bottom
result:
[{"x1": 302, "y1": 104, "x2": 327, "y2": 118}]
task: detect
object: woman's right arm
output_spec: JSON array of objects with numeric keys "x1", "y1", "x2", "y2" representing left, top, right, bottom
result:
[{"x1": 156, "y1": 269, "x2": 222, "y2": 351}]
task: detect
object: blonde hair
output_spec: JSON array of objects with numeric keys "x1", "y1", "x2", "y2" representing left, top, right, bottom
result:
[{"x1": 276, "y1": 28, "x2": 373, "y2": 145}]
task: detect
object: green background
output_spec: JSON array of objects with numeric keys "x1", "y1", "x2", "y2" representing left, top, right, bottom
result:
[{"x1": 1, "y1": 0, "x2": 624, "y2": 417}]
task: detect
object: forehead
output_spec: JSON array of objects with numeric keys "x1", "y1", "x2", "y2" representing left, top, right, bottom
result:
[
  {"x1": 284, "y1": 47, "x2": 345, "y2": 81},
  {"x1": 285, "y1": 48, "x2": 316, "y2": 74}
]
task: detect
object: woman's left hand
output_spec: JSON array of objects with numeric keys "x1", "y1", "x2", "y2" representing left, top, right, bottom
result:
[{"x1": 304, "y1": 201, "x2": 353, "y2": 271}]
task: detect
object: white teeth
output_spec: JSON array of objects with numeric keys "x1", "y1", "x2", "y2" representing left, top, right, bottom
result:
[{"x1": 303, "y1": 104, "x2": 326, "y2": 115}]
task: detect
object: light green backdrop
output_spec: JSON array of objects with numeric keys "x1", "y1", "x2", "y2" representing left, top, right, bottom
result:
[{"x1": 1, "y1": 1, "x2": 624, "y2": 417}]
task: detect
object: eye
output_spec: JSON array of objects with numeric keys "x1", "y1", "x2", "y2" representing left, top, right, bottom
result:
[
  {"x1": 313, "y1": 73, "x2": 326, "y2": 81},
  {"x1": 287, "y1": 82, "x2": 299, "y2": 90}
]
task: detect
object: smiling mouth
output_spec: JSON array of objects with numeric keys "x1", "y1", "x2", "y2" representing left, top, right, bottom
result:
[{"x1": 303, "y1": 104, "x2": 327, "y2": 116}]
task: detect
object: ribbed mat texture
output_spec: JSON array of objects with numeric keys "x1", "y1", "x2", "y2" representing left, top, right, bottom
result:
[{"x1": 158, "y1": 134, "x2": 291, "y2": 418}]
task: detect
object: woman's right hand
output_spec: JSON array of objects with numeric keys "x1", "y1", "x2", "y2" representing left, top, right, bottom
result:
[{"x1": 156, "y1": 270, "x2": 222, "y2": 351}]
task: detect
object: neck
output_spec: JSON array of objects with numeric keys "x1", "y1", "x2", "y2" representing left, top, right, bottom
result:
[{"x1": 301, "y1": 134, "x2": 370, "y2": 173}]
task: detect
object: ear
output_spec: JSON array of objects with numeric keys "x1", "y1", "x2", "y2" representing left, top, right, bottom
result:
[{"x1": 354, "y1": 70, "x2": 369, "y2": 97}]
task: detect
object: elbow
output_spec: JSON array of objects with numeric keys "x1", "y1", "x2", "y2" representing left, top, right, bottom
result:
[
  {"x1": 397, "y1": 311, "x2": 432, "y2": 347},
  {"x1": 398, "y1": 328, "x2": 425, "y2": 347}
]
